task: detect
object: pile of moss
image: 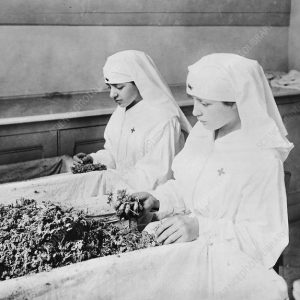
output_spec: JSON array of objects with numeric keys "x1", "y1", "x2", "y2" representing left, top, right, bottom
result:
[{"x1": 0, "y1": 198, "x2": 157, "y2": 280}]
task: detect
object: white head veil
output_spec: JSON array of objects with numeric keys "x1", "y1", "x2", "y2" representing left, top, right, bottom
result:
[
  {"x1": 103, "y1": 50, "x2": 191, "y2": 133},
  {"x1": 186, "y1": 53, "x2": 293, "y2": 161}
]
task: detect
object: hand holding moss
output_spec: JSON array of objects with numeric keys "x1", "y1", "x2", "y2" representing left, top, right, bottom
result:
[{"x1": 73, "y1": 153, "x2": 93, "y2": 165}]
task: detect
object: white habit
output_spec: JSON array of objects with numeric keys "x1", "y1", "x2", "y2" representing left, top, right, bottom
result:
[
  {"x1": 147, "y1": 54, "x2": 293, "y2": 299},
  {"x1": 89, "y1": 50, "x2": 191, "y2": 194},
  {"x1": 90, "y1": 99, "x2": 184, "y2": 192},
  {"x1": 152, "y1": 122, "x2": 290, "y2": 299}
]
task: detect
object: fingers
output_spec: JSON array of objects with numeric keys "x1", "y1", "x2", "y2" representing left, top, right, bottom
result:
[
  {"x1": 82, "y1": 157, "x2": 89, "y2": 164},
  {"x1": 77, "y1": 152, "x2": 86, "y2": 159},
  {"x1": 155, "y1": 218, "x2": 173, "y2": 237},
  {"x1": 73, "y1": 155, "x2": 83, "y2": 164},
  {"x1": 156, "y1": 221, "x2": 180, "y2": 244},
  {"x1": 74, "y1": 152, "x2": 87, "y2": 164},
  {"x1": 163, "y1": 230, "x2": 182, "y2": 245},
  {"x1": 73, "y1": 153, "x2": 92, "y2": 165},
  {"x1": 157, "y1": 216, "x2": 199, "y2": 244},
  {"x1": 82, "y1": 155, "x2": 93, "y2": 164},
  {"x1": 137, "y1": 212, "x2": 154, "y2": 232},
  {"x1": 174, "y1": 236, "x2": 186, "y2": 243},
  {"x1": 130, "y1": 192, "x2": 151, "y2": 201},
  {"x1": 130, "y1": 192, "x2": 153, "y2": 211},
  {"x1": 143, "y1": 199, "x2": 155, "y2": 211}
]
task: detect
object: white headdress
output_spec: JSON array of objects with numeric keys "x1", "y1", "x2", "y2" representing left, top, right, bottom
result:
[
  {"x1": 186, "y1": 53, "x2": 293, "y2": 161},
  {"x1": 103, "y1": 50, "x2": 191, "y2": 133}
]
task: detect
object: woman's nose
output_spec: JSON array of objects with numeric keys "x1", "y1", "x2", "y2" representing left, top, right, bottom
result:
[
  {"x1": 109, "y1": 87, "x2": 118, "y2": 98},
  {"x1": 192, "y1": 101, "x2": 203, "y2": 117}
]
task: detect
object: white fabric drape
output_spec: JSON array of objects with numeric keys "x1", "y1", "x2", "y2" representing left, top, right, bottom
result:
[{"x1": 0, "y1": 240, "x2": 288, "y2": 300}]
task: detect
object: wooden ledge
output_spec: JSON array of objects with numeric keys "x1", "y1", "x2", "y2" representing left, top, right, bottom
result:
[{"x1": 0, "y1": 85, "x2": 299, "y2": 126}]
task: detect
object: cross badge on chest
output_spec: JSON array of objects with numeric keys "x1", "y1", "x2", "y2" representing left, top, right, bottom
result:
[
  {"x1": 131, "y1": 127, "x2": 135, "y2": 133},
  {"x1": 217, "y1": 168, "x2": 225, "y2": 176}
]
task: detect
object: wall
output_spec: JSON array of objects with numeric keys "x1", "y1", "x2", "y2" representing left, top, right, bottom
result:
[
  {"x1": 288, "y1": 0, "x2": 300, "y2": 70},
  {"x1": 0, "y1": 26, "x2": 289, "y2": 97},
  {"x1": 0, "y1": 0, "x2": 290, "y2": 98}
]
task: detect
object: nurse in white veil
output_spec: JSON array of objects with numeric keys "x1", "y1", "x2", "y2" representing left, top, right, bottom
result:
[
  {"x1": 136, "y1": 53, "x2": 293, "y2": 299},
  {"x1": 0, "y1": 50, "x2": 191, "y2": 211},
  {"x1": 74, "y1": 50, "x2": 191, "y2": 194}
]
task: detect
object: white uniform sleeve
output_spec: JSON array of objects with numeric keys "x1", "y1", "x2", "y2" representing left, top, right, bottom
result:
[
  {"x1": 195, "y1": 157, "x2": 288, "y2": 268},
  {"x1": 89, "y1": 141, "x2": 116, "y2": 169},
  {"x1": 113, "y1": 117, "x2": 184, "y2": 192},
  {"x1": 89, "y1": 108, "x2": 125, "y2": 169},
  {"x1": 89, "y1": 120, "x2": 117, "y2": 169}
]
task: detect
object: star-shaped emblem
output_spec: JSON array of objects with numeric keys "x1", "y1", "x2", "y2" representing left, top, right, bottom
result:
[
  {"x1": 217, "y1": 168, "x2": 225, "y2": 176},
  {"x1": 131, "y1": 128, "x2": 135, "y2": 133}
]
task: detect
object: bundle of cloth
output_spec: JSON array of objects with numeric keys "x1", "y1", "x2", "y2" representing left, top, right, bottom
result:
[
  {"x1": 0, "y1": 155, "x2": 73, "y2": 184},
  {"x1": 270, "y1": 70, "x2": 300, "y2": 90}
]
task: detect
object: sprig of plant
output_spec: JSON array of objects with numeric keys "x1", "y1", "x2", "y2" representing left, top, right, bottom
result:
[
  {"x1": 107, "y1": 190, "x2": 143, "y2": 220},
  {"x1": 71, "y1": 163, "x2": 107, "y2": 174}
]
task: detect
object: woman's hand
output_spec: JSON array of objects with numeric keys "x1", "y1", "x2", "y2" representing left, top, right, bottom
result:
[
  {"x1": 73, "y1": 153, "x2": 93, "y2": 165},
  {"x1": 131, "y1": 192, "x2": 160, "y2": 213},
  {"x1": 130, "y1": 192, "x2": 160, "y2": 231},
  {"x1": 155, "y1": 215, "x2": 199, "y2": 245}
]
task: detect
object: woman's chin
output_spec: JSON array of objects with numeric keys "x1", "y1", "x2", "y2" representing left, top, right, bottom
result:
[{"x1": 199, "y1": 121, "x2": 212, "y2": 130}]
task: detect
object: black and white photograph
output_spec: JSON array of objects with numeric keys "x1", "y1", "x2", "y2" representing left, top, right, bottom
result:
[{"x1": 0, "y1": 1, "x2": 300, "y2": 299}]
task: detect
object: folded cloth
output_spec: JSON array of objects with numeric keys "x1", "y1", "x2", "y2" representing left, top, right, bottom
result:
[
  {"x1": 271, "y1": 70, "x2": 300, "y2": 90},
  {"x1": 0, "y1": 155, "x2": 73, "y2": 184}
]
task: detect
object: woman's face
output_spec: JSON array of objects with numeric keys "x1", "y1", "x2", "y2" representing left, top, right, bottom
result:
[
  {"x1": 107, "y1": 82, "x2": 141, "y2": 108},
  {"x1": 191, "y1": 95, "x2": 240, "y2": 132}
]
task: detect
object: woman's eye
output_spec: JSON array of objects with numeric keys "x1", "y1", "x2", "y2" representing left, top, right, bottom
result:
[
  {"x1": 116, "y1": 85, "x2": 124, "y2": 90},
  {"x1": 192, "y1": 96, "x2": 211, "y2": 106},
  {"x1": 106, "y1": 84, "x2": 111, "y2": 89}
]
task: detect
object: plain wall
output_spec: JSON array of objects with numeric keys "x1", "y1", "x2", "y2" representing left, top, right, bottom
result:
[
  {"x1": 288, "y1": 0, "x2": 300, "y2": 70},
  {"x1": 0, "y1": 26, "x2": 289, "y2": 97}
]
